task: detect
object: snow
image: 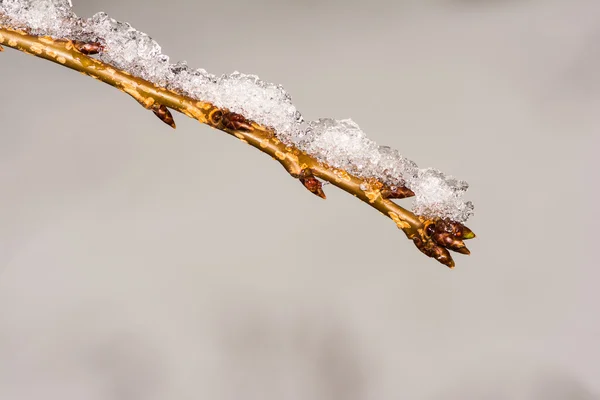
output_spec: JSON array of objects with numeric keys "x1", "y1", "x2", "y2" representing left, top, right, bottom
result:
[{"x1": 0, "y1": 0, "x2": 474, "y2": 222}]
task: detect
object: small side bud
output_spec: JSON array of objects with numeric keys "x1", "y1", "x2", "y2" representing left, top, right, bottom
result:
[
  {"x1": 299, "y1": 169, "x2": 326, "y2": 199},
  {"x1": 152, "y1": 104, "x2": 176, "y2": 129},
  {"x1": 73, "y1": 41, "x2": 103, "y2": 55},
  {"x1": 0, "y1": 45, "x2": 4, "y2": 52},
  {"x1": 221, "y1": 111, "x2": 253, "y2": 131},
  {"x1": 381, "y1": 185, "x2": 415, "y2": 199}
]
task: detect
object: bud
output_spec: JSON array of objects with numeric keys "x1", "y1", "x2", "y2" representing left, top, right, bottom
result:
[
  {"x1": 299, "y1": 169, "x2": 326, "y2": 199},
  {"x1": 73, "y1": 41, "x2": 103, "y2": 55},
  {"x1": 413, "y1": 237, "x2": 455, "y2": 269},
  {"x1": 461, "y1": 226, "x2": 476, "y2": 240},
  {"x1": 435, "y1": 218, "x2": 476, "y2": 240},
  {"x1": 431, "y1": 233, "x2": 470, "y2": 255},
  {"x1": 432, "y1": 246, "x2": 455, "y2": 269},
  {"x1": 152, "y1": 104, "x2": 176, "y2": 129},
  {"x1": 381, "y1": 185, "x2": 415, "y2": 199},
  {"x1": 424, "y1": 219, "x2": 474, "y2": 255},
  {"x1": 221, "y1": 111, "x2": 253, "y2": 131}
]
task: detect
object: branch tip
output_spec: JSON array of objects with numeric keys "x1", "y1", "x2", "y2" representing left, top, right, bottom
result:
[
  {"x1": 413, "y1": 218, "x2": 476, "y2": 266},
  {"x1": 462, "y1": 229, "x2": 476, "y2": 240}
]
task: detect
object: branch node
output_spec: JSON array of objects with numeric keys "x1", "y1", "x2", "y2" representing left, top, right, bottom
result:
[{"x1": 208, "y1": 109, "x2": 223, "y2": 126}]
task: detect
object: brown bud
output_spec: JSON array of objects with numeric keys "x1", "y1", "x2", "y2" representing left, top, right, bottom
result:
[
  {"x1": 435, "y1": 218, "x2": 476, "y2": 240},
  {"x1": 431, "y1": 232, "x2": 470, "y2": 255},
  {"x1": 299, "y1": 169, "x2": 326, "y2": 199},
  {"x1": 413, "y1": 237, "x2": 455, "y2": 269},
  {"x1": 424, "y1": 219, "x2": 473, "y2": 255},
  {"x1": 0, "y1": 44, "x2": 4, "y2": 52},
  {"x1": 432, "y1": 246, "x2": 455, "y2": 269},
  {"x1": 452, "y1": 245, "x2": 471, "y2": 256},
  {"x1": 152, "y1": 104, "x2": 176, "y2": 129},
  {"x1": 221, "y1": 111, "x2": 253, "y2": 131},
  {"x1": 73, "y1": 41, "x2": 103, "y2": 55},
  {"x1": 432, "y1": 232, "x2": 454, "y2": 247},
  {"x1": 381, "y1": 185, "x2": 415, "y2": 199}
]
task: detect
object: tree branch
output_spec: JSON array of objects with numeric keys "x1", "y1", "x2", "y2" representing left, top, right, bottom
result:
[{"x1": 0, "y1": 26, "x2": 475, "y2": 268}]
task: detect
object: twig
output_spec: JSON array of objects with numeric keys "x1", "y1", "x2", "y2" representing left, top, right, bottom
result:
[{"x1": 0, "y1": 26, "x2": 475, "y2": 268}]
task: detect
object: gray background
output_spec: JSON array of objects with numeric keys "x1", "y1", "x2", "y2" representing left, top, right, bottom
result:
[{"x1": 1, "y1": 0, "x2": 598, "y2": 399}]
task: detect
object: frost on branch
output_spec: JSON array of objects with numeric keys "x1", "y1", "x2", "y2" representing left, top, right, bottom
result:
[{"x1": 0, "y1": 0, "x2": 474, "y2": 223}]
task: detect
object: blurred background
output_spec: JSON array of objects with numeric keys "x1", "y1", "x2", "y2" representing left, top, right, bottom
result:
[{"x1": 1, "y1": 0, "x2": 598, "y2": 398}]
